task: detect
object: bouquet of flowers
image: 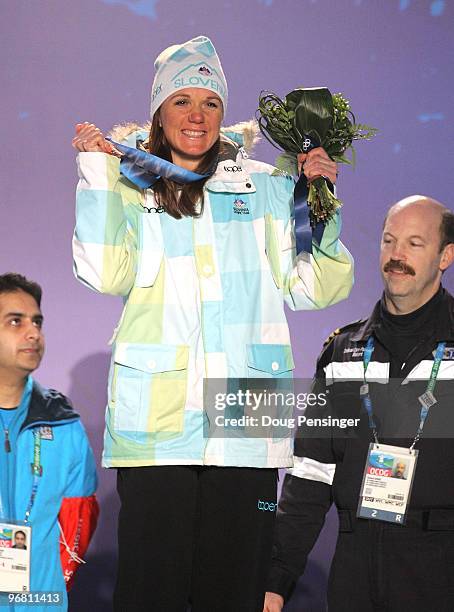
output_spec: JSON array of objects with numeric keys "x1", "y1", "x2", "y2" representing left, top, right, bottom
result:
[{"x1": 256, "y1": 87, "x2": 377, "y2": 225}]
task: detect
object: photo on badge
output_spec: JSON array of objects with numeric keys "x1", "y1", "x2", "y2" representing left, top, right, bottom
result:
[{"x1": 0, "y1": 521, "x2": 31, "y2": 593}]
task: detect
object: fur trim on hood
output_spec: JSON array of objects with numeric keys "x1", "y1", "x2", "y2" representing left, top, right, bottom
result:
[{"x1": 108, "y1": 119, "x2": 260, "y2": 154}]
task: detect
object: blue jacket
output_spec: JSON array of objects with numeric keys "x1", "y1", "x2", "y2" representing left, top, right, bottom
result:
[{"x1": 0, "y1": 377, "x2": 98, "y2": 611}]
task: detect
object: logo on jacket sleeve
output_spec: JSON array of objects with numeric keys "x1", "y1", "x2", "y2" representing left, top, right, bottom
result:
[
  {"x1": 233, "y1": 198, "x2": 250, "y2": 215},
  {"x1": 440, "y1": 346, "x2": 454, "y2": 360},
  {"x1": 39, "y1": 426, "x2": 53, "y2": 440}
]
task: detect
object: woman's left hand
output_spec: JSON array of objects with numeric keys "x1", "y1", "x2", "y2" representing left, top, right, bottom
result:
[{"x1": 297, "y1": 148, "x2": 337, "y2": 184}]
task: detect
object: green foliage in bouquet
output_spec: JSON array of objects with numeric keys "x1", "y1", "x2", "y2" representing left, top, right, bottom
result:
[{"x1": 257, "y1": 87, "x2": 377, "y2": 224}]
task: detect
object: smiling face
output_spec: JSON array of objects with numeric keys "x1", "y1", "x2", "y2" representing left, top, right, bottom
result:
[
  {"x1": 0, "y1": 290, "x2": 44, "y2": 381},
  {"x1": 380, "y1": 198, "x2": 454, "y2": 314},
  {"x1": 158, "y1": 87, "x2": 223, "y2": 171}
]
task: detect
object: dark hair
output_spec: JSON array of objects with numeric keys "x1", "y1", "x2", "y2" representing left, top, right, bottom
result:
[
  {"x1": 440, "y1": 210, "x2": 454, "y2": 251},
  {"x1": 147, "y1": 112, "x2": 220, "y2": 219},
  {"x1": 0, "y1": 273, "x2": 42, "y2": 306},
  {"x1": 14, "y1": 530, "x2": 26, "y2": 539}
]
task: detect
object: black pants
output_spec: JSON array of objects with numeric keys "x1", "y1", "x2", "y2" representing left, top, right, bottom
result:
[
  {"x1": 327, "y1": 509, "x2": 454, "y2": 612},
  {"x1": 114, "y1": 465, "x2": 278, "y2": 612}
]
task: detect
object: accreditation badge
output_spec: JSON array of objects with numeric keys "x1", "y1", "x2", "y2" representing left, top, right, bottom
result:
[
  {"x1": 357, "y1": 443, "x2": 418, "y2": 525},
  {"x1": 0, "y1": 521, "x2": 31, "y2": 592}
]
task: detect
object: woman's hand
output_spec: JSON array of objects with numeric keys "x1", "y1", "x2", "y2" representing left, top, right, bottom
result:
[
  {"x1": 297, "y1": 147, "x2": 337, "y2": 184},
  {"x1": 72, "y1": 122, "x2": 121, "y2": 156}
]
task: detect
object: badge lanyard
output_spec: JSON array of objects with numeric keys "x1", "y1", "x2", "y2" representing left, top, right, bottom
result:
[
  {"x1": 24, "y1": 430, "x2": 42, "y2": 524},
  {"x1": 360, "y1": 337, "x2": 445, "y2": 449},
  {"x1": 0, "y1": 377, "x2": 36, "y2": 521},
  {"x1": 0, "y1": 412, "x2": 10, "y2": 518}
]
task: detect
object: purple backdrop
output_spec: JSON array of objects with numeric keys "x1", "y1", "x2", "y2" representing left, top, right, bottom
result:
[{"x1": 2, "y1": 1, "x2": 453, "y2": 609}]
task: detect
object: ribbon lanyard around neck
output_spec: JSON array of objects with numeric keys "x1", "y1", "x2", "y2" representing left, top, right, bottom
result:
[
  {"x1": 361, "y1": 336, "x2": 446, "y2": 449},
  {"x1": 106, "y1": 139, "x2": 212, "y2": 190},
  {"x1": 24, "y1": 430, "x2": 42, "y2": 524}
]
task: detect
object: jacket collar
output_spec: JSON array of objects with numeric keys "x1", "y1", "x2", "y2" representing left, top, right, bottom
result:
[
  {"x1": 207, "y1": 136, "x2": 246, "y2": 183},
  {"x1": 350, "y1": 300, "x2": 382, "y2": 342},
  {"x1": 434, "y1": 287, "x2": 454, "y2": 341},
  {"x1": 350, "y1": 286, "x2": 454, "y2": 343},
  {"x1": 20, "y1": 379, "x2": 79, "y2": 432},
  {"x1": 205, "y1": 137, "x2": 256, "y2": 194}
]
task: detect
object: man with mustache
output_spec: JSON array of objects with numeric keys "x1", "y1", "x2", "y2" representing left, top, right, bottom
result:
[
  {"x1": 264, "y1": 196, "x2": 454, "y2": 612},
  {"x1": 0, "y1": 273, "x2": 98, "y2": 611}
]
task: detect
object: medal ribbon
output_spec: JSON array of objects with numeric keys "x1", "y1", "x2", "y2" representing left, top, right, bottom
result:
[
  {"x1": 412, "y1": 341, "x2": 445, "y2": 448},
  {"x1": 293, "y1": 136, "x2": 325, "y2": 255},
  {"x1": 107, "y1": 137, "x2": 325, "y2": 255},
  {"x1": 360, "y1": 336, "x2": 378, "y2": 442},
  {"x1": 361, "y1": 337, "x2": 445, "y2": 449},
  {"x1": 106, "y1": 139, "x2": 211, "y2": 190},
  {"x1": 294, "y1": 175, "x2": 325, "y2": 255}
]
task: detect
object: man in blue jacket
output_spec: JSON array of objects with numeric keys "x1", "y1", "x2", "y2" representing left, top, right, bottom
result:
[{"x1": 0, "y1": 273, "x2": 99, "y2": 611}]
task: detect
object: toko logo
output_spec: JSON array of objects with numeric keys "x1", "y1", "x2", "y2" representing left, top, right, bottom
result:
[{"x1": 257, "y1": 499, "x2": 277, "y2": 512}]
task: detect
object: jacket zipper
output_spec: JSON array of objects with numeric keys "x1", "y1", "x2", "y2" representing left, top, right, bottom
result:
[{"x1": 4, "y1": 429, "x2": 11, "y2": 453}]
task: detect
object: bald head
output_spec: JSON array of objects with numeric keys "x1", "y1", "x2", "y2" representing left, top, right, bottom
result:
[
  {"x1": 385, "y1": 195, "x2": 454, "y2": 251},
  {"x1": 380, "y1": 195, "x2": 454, "y2": 314},
  {"x1": 388, "y1": 194, "x2": 445, "y2": 215}
]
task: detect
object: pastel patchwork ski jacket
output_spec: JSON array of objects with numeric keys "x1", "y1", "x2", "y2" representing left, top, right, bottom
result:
[
  {"x1": 0, "y1": 377, "x2": 98, "y2": 611},
  {"x1": 73, "y1": 124, "x2": 354, "y2": 469}
]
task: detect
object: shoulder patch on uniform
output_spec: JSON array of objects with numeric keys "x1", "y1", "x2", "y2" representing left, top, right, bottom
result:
[
  {"x1": 39, "y1": 426, "x2": 54, "y2": 441},
  {"x1": 323, "y1": 319, "x2": 366, "y2": 348},
  {"x1": 323, "y1": 328, "x2": 342, "y2": 348}
]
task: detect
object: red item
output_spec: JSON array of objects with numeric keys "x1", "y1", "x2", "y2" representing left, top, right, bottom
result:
[{"x1": 58, "y1": 494, "x2": 99, "y2": 590}]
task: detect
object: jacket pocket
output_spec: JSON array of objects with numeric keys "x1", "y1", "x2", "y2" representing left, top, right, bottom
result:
[
  {"x1": 246, "y1": 344, "x2": 295, "y2": 443},
  {"x1": 111, "y1": 343, "x2": 189, "y2": 441},
  {"x1": 246, "y1": 344, "x2": 295, "y2": 378}
]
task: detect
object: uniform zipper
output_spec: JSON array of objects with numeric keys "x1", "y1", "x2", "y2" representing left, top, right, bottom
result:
[
  {"x1": 0, "y1": 412, "x2": 12, "y2": 453},
  {"x1": 4, "y1": 429, "x2": 11, "y2": 453}
]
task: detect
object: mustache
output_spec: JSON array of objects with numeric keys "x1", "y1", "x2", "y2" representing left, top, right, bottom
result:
[{"x1": 383, "y1": 260, "x2": 416, "y2": 276}]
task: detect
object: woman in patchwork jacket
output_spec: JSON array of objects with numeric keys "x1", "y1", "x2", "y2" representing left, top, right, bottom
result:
[{"x1": 72, "y1": 35, "x2": 353, "y2": 612}]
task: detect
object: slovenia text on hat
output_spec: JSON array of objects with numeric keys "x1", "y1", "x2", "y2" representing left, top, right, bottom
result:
[{"x1": 150, "y1": 36, "x2": 228, "y2": 118}]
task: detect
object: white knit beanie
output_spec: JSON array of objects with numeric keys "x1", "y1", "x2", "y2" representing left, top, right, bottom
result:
[{"x1": 150, "y1": 35, "x2": 228, "y2": 118}]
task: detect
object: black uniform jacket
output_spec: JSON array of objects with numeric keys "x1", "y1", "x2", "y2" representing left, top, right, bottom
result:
[{"x1": 268, "y1": 288, "x2": 454, "y2": 600}]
